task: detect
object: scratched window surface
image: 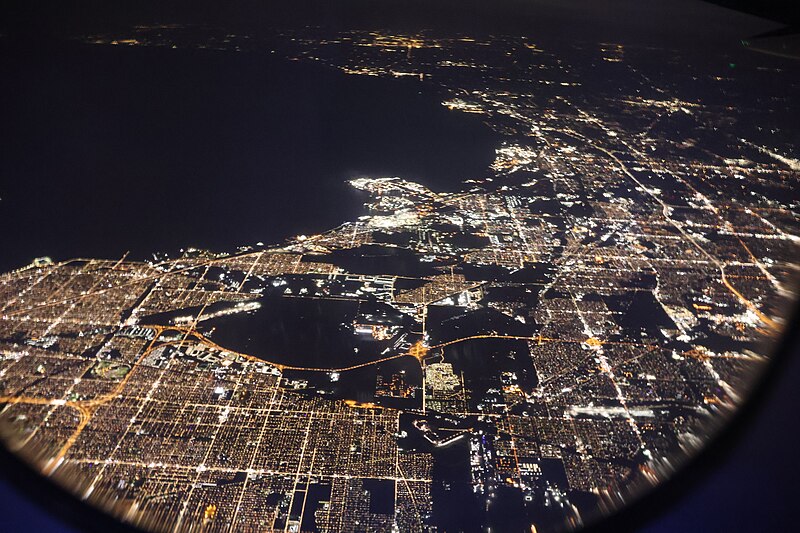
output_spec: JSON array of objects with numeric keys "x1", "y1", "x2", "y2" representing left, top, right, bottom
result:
[{"x1": 1, "y1": 2, "x2": 798, "y2": 532}]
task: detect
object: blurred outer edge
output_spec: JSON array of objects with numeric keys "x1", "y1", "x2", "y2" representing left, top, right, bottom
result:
[
  {"x1": 0, "y1": 445, "x2": 144, "y2": 532},
  {"x1": 584, "y1": 293, "x2": 800, "y2": 533}
]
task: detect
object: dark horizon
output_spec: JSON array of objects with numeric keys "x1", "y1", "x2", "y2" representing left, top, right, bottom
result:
[{"x1": 1, "y1": 0, "x2": 779, "y2": 47}]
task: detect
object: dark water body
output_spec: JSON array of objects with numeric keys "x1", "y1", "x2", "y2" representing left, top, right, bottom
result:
[
  {"x1": 604, "y1": 292, "x2": 677, "y2": 339},
  {"x1": 428, "y1": 437, "x2": 482, "y2": 531},
  {"x1": 316, "y1": 244, "x2": 444, "y2": 278},
  {"x1": 301, "y1": 482, "x2": 331, "y2": 532},
  {"x1": 0, "y1": 39, "x2": 497, "y2": 272},
  {"x1": 426, "y1": 305, "x2": 533, "y2": 345},
  {"x1": 363, "y1": 478, "x2": 395, "y2": 515},
  {"x1": 198, "y1": 296, "x2": 372, "y2": 367}
]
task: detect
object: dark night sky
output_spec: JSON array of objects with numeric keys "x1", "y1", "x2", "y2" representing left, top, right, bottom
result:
[{"x1": 1, "y1": 1, "x2": 780, "y2": 45}]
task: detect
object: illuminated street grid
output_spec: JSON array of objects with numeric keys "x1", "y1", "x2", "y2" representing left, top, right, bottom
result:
[{"x1": 1, "y1": 27, "x2": 798, "y2": 532}]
